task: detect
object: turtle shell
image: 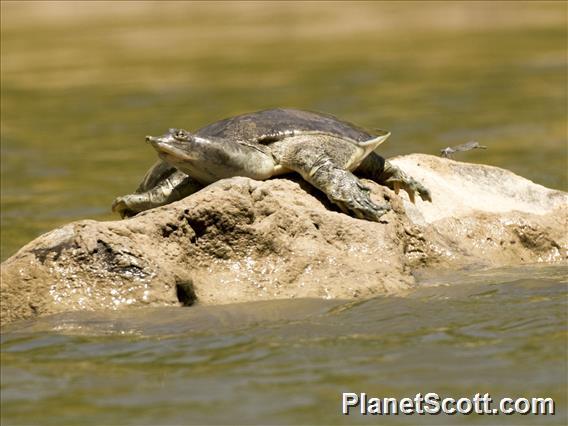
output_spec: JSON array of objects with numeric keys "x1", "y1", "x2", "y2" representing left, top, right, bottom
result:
[{"x1": 195, "y1": 108, "x2": 374, "y2": 143}]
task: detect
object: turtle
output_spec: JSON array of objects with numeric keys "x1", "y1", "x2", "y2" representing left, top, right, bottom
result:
[{"x1": 112, "y1": 108, "x2": 431, "y2": 221}]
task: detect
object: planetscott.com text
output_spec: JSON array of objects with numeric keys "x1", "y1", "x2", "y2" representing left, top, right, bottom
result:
[{"x1": 342, "y1": 392, "x2": 555, "y2": 416}]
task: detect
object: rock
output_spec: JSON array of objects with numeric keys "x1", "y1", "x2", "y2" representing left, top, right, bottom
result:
[{"x1": 1, "y1": 154, "x2": 566, "y2": 326}]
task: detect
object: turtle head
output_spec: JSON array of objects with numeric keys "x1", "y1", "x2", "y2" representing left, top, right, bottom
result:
[{"x1": 145, "y1": 128, "x2": 200, "y2": 164}]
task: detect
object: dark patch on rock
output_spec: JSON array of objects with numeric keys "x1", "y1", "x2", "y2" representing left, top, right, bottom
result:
[
  {"x1": 32, "y1": 240, "x2": 76, "y2": 264},
  {"x1": 94, "y1": 240, "x2": 148, "y2": 278},
  {"x1": 176, "y1": 278, "x2": 196, "y2": 306},
  {"x1": 161, "y1": 223, "x2": 179, "y2": 238}
]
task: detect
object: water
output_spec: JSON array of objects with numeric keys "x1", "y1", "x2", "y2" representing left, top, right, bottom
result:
[
  {"x1": 2, "y1": 266, "x2": 567, "y2": 425},
  {"x1": 1, "y1": 2, "x2": 566, "y2": 261},
  {"x1": 1, "y1": 2, "x2": 567, "y2": 425}
]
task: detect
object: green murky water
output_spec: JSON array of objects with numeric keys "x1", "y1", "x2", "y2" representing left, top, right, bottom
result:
[
  {"x1": 1, "y1": 2, "x2": 567, "y2": 425},
  {"x1": 2, "y1": 266, "x2": 567, "y2": 425}
]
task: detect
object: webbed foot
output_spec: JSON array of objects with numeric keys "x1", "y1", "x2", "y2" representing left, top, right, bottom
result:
[
  {"x1": 112, "y1": 195, "x2": 140, "y2": 219},
  {"x1": 325, "y1": 170, "x2": 390, "y2": 221},
  {"x1": 389, "y1": 176, "x2": 432, "y2": 204},
  {"x1": 383, "y1": 165, "x2": 432, "y2": 204},
  {"x1": 112, "y1": 173, "x2": 203, "y2": 219}
]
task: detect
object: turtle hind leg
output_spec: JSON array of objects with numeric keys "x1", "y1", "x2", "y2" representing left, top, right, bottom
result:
[
  {"x1": 112, "y1": 171, "x2": 203, "y2": 218},
  {"x1": 356, "y1": 152, "x2": 432, "y2": 203}
]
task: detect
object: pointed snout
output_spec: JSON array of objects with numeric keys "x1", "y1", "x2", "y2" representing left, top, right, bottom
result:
[{"x1": 146, "y1": 135, "x2": 158, "y2": 143}]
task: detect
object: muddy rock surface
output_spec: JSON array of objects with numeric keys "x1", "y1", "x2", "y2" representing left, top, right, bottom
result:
[{"x1": 2, "y1": 154, "x2": 566, "y2": 325}]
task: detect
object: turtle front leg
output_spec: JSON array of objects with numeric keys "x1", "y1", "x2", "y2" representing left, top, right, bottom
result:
[
  {"x1": 112, "y1": 172, "x2": 203, "y2": 218},
  {"x1": 356, "y1": 152, "x2": 432, "y2": 203},
  {"x1": 278, "y1": 149, "x2": 390, "y2": 221},
  {"x1": 311, "y1": 160, "x2": 390, "y2": 221}
]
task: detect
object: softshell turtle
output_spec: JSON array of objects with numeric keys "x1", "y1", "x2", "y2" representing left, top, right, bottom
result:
[{"x1": 112, "y1": 108, "x2": 431, "y2": 221}]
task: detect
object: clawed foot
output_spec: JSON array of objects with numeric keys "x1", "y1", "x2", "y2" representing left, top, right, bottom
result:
[
  {"x1": 385, "y1": 170, "x2": 432, "y2": 204},
  {"x1": 391, "y1": 179, "x2": 431, "y2": 203},
  {"x1": 327, "y1": 173, "x2": 390, "y2": 221}
]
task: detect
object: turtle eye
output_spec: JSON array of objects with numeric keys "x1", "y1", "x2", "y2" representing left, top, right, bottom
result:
[{"x1": 173, "y1": 129, "x2": 190, "y2": 141}]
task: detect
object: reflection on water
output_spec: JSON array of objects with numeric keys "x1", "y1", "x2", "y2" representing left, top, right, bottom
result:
[
  {"x1": 2, "y1": 266, "x2": 567, "y2": 425},
  {"x1": 1, "y1": 2, "x2": 567, "y2": 425}
]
